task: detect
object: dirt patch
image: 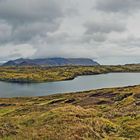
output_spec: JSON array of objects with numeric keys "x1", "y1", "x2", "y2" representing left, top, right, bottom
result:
[
  {"x1": 135, "y1": 101, "x2": 140, "y2": 106},
  {"x1": 77, "y1": 97, "x2": 113, "y2": 106},
  {"x1": 0, "y1": 103, "x2": 16, "y2": 107},
  {"x1": 65, "y1": 99, "x2": 76, "y2": 104},
  {"x1": 48, "y1": 98, "x2": 66, "y2": 105},
  {"x1": 134, "y1": 93, "x2": 140, "y2": 99},
  {"x1": 89, "y1": 92, "x2": 117, "y2": 98}
]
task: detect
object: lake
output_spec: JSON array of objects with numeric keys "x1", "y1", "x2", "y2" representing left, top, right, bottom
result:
[{"x1": 0, "y1": 72, "x2": 140, "y2": 97}]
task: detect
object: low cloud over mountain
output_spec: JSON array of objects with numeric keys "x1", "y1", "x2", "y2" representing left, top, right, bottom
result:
[{"x1": 0, "y1": 0, "x2": 140, "y2": 64}]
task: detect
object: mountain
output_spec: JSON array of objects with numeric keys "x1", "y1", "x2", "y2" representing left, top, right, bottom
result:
[
  {"x1": 2, "y1": 58, "x2": 99, "y2": 66},
  {"x1": 68, "y1": 58, "x2": 98, "y2": 66},
  {"x1": 3, "y1": 60, "x2": 17, "y2": 66}
]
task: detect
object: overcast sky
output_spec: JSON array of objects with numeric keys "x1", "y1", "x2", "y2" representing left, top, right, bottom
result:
[{"x1": 0, "y1": 0, "x2": 140, "y2": 64}]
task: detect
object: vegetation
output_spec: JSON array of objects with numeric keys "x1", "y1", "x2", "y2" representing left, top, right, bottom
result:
[
  {"x1": 0, "y1": 64, "x2": 140, "y2": 139},
  {"x1": 1, "y1": 64, "x2": 140, "y2": 83},
  {"x1": 0, "y1": 85, "x2": 140, "y2": 139}
]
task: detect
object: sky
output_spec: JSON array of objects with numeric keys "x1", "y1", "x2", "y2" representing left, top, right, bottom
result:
[{"x1": 0, "y1": 0, "x2": 140, "y2": 64}]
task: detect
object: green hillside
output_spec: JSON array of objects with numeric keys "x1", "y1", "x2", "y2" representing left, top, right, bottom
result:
[{"x1": 0, "y1": 64, "x2": 140, "y2": 83}]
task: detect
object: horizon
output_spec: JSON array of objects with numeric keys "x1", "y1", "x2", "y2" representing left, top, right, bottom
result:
[
  {"x1": 0, "y1": 0, "x2": 140, "y2": 65},
  {"x1": 1, "y1": 56, "x2": 140, "y2": 65}
]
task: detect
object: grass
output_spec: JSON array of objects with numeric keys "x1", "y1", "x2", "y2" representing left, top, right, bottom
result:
[
  {"x1": 1, "y1": 64, "x2": 140, "y2": 83},
  {"x1": 0, "y1": 85, "x2": 140, "y2": 139},
  {"x1": 0, "y1": 65, "x2": 140, "y2": 139}
]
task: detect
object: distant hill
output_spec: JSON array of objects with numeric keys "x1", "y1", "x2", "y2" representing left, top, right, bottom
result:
[{"x1": 3, "y1": 58, "x2": 99, "y2": 66}]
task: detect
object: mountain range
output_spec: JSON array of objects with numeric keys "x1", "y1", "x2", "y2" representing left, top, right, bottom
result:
[{"x1": 2, "y1": 58, "x2": 99, "y2": 66}]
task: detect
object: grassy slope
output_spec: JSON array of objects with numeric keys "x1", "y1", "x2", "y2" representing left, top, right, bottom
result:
[
  {"x1": 0, "y1": 85, "x2": 140, "y2": 140},
  {"x1": 1, "y1": 64, "x2": 140, "y2": 83}
]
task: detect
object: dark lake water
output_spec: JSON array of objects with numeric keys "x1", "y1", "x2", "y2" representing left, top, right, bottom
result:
[{"x1": 0, "y1": 73, "x2": 140, "y2": 97}]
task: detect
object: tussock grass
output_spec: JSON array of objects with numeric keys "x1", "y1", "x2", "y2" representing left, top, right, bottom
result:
[{"x1": 0, "y1": 85, "x2": 140, "y2": 139}]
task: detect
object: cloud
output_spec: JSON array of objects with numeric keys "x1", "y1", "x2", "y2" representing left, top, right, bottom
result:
[
  {"x1": 0, "y1": 44, "x2": 36, "y2": 60},
  {"x1": 83, "y1": 18, "x2": 126, "y2": 42},
  {"x1": 46, "y1": 32, "x2": 70, "y2": 44},
  {"x1": 0, "y1": 0, "x2": 140, "y2": 64},
  {"x1": 0, "y1": 0, "x2": 66, "y2": 44},
  {"x1": 13, "y1": 21, "x2": 61, "y2": 43},
  {"x1": 0, "y1": 0, "x2": 64, "y2": 23},
  {"x1": 0, "y1": 21, "x2": 12, "y2": 43},
  {"x1": 95, "y1": 0, "x2": 140, "y2": 13},
  {"x1": 84, "y1": 20, "x2": 126, "y2": 34}
]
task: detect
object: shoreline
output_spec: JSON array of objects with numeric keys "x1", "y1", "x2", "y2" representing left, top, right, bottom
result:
[
  {"x1": 0, "y1": 84, "x2": 140, "y2": 139},
  {"x1": 1, "y1": 64, "x2": 140, "y2": 83},
  {"x1": 0, "y1": 84, "x2": 139, "y2": 99}
]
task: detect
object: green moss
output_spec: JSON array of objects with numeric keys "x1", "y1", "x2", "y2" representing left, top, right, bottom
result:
[{"x1": 0, "y1": 108, "x2": 15, "y2": 116}]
